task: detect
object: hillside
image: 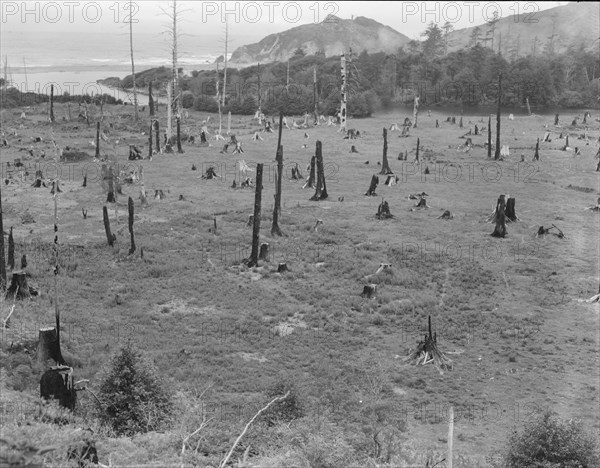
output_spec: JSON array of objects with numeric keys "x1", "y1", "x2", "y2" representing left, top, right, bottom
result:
[
  {"x1": 230, "y1": 16, "x2": 410, "y2": 64},
  {"x1": 447, "y1": 2, "x2": 600, "y2": 57}
]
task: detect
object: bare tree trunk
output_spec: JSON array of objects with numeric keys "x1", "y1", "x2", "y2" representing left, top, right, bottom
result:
[
  {"x1": 129, "y1": 0, "x2": 139, "y2": 122},
  {"x1": 412, "y1": 94, "x2": 419, "y2": 128},
  {"x1": 487, "y1": 115, "x2": 492, "y2": 158},
  {"x1": 167, "y1": 81, "x2": 173, "y2": 141},
  {"x1": 128, "y1": 197, "x2": 136, "y2": 254},
  {"x1": 494, "y1": 74, "x2": 502, "y2": 160},
  {"x1": 95, "y1": 121, "x2": 100, "y2": 159},
  {"x1": 176, "y1": 116, "x2": 184, "y2": 153},
  {"x1": 0, "y1": 183, "x2": 5, "y2": 290},
  {"x1": 148, "y1": 120, "x2": 153, "y2": 158},
  {"x1": 379, "y1": 127, "x2": 392, "y2": 174},
  {"x1": 50, "y1": 84, "x2": 55, "y2": 122},
  {"x1": 303, "y1": 155, "x2": 316, "y2": 189},
  {"x1": 107, "y1": 166, "x2": 116, "y2": 203},
  {"x1": 103, "y1": 206, "x2": 115, "y2": 246},
  {"x1": 526, "y1": 97, "x2": 531, "y2": 116},
  {"x1": 149, "y1": 82, "x2": 154, "y2": 116},
  {"x1": 534, "y1": 138, "x2": 539, "y2": 161},
  {"x1": 247, "y1": 164, "x2": 263, "y2": 267},
  {"x1": 416, "y1": 137, "x2": 420, "y2": 162},
  {"x1": 154, "y1": 120, "x2": 160, "y2": 153},
  {"x1": 222, "y1": 19, "x2": 228, "y2": 108},
  {"x1": 313, "y1": 67, "x2": 319, "y2": 123},
  {"x1": 271, "y1": 113, "x2": 284, "y2": 236}
]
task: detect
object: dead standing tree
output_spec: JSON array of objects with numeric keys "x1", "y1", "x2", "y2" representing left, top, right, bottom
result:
[
  {"x1": 129, "y1": 0, "x2": 139, "y2": 122},
  {"x1": 148, "y1": 81, "x2": 155, "y2": 116},
  {"x1": 271, "y1": 113, "x2": 285, "y2": 236},
  {"x1": 128, "y1": 197, "x2": 136, "y2": 254},
  {"x1": 487, "y1": 115, "x2": 492, "y2": 158},
  {"x1": 494, "y1": 74, "x2": 502, "y2": 160},
  {"x1": 365, "y1": 175, "x2": 379, "y2": 197},
  {"x1": 303, "y1": 155, "x2": 316, "y2": 189},
  {"x1": 0, "y1": 183, "x2": 6, "y2": 290},
  {"x1": 379, "y1": 128, "x2": 393, "y2": 175},
  {"x1": 533, "y1": 138, "x2": 539, "y2": 161},
  {"x1": 310, "y1": 141, "x2": 328, "y2": 201},
  {"x1": 95, "y1": 122, "x2": 101, "y2": 159},
  {"x1": 50, "y1": 84, "x2": 55, "y2": 123},
  {"x1": 247, "y1": 164, "x2": 264, "y2": 267}
]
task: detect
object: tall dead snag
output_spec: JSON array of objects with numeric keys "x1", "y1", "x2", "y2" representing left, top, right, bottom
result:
[
  {"x1": 491, "y1": 195, "x2": 507, "y2": 237},
  {"x1": 176, "y1": 116, "x2": 184, "y2": 153},
  {"x1": 379, "y1": 128, "x2": 392, "y2": 175},
  {"x1": 103, "y1": 206, "x2": 115, "y2": 246},
  {"x1": 154, "y1": 120, "x2": 160, "y2": 153},
  {"x1": 310, "y1": 141, "x2": 328, "y2": 201},
  {"x1": 487, "y1": 115, "x2": 492, "y2": 158},
  {"x1": 95, "y1": 122, "x2": 101, "y2": 159},
  {"x1": 339, "y1": 53, "x2": 347, "y2": 133},
  {"x1": 129, "y1": 0, "x2": 139, "y2": 122},
  {"x1": 505, "y1": 197, "x2": 519, "y2": 222},
  {"x1": 149, "y1": 82, "x2": 154, "y2": 116},
  {"x1": 403, "y1": 316, "x2": 453, "y2": 375},
  {"x1": 106, "y1": 166, "x2": 116, "y2": 203},
  {"x1": 365, "y1": 175, "x2": 379, "y2": 196},
  {"x1": 7, "y1": 227, "x2": 14, "y2": 270},
  {"x1": 148, "y1": 121, "x2": 153, "y2": 158},
  {"x1": 494, "y1": 74, "x2": 502, "y2": 160},
  {"x1": 50, "y1": 84, "x2": 55, "y2": 123},
  {"x1": 412, "y1": 94, "x2": 419, "y2": 128},
  {"x1": 128, "y1": 197, "x2": 136, "y2": 254},
  {"x1": 303, "y1": 155, "x2": 316, "y2": 189},
  {"x1": 416, "y1": 138, "x2": 420, "y2": 162},
  {"x1": 533, "y1": 138, "x2": 539, "y2": 161},
  {"x1": 247, "y1": 164, "x2": 264, "y2": 268},
  {"x1": 0, "y1": 183, "x2": 6, "y2": 290},
  {"x1": 271, "y1": 113, "x2": 284, "y2": 237}
]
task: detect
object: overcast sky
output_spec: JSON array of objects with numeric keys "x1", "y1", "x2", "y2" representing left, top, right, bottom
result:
[{"x1": 2, "y1": 1, "x2": 566, "y2": 41}]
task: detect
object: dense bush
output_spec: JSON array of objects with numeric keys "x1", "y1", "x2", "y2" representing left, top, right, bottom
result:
[
  {"x1": 95, "y1": 342, "x2": 173, "y2": 436},
  {"x1": 497, "y1": 409, "x2": 600, "y2": 468}
]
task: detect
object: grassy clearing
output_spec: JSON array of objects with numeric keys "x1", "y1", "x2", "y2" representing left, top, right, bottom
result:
[{"x1": 1, "y1": 102, "x2": 599, "y2": 466}]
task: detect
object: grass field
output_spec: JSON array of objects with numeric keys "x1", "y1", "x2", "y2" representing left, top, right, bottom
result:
[{"x1": 1, "y1": 101, "x2": 599, "y2": 467}]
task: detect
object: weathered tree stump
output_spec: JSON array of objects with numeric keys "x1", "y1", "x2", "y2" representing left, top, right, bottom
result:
[
  {"x1": 259, "y1": 243, "x2": 269, "y2": 261},
  {"x1": 361, "y1": 284, "x2": 377, "y2": 298},
  {"x1": 106, "y1": 166, "x2": 116, "y2": 203},
  {"x1": 376, "y1": 199, "x2": 393, "y2": 219},
  {"x1": 82, "y1": 208, "x2": 87, "y2": 219},
  {"x1": 303, "y1": 155, "x2": 316, "y2": 189},
  {"x1": 505, "y1": 197, "x2": 519, "y2": 222},
  {"x1": 365, "y1": 175, "x2": 379, "y2": 197},
  {"x1": 436, "y1": 120, "x2": 439, "y2": 128},
  {"x1": 21, "y1": 254, "x2": 27, "y2": 269},
  {"x1": 491, "y1": 195, "x2": 507, "y2": 237},
  {"x1": 37, "y1": 327, "x2": 65, "y2": 365},
  {"x1": 6, "y1": 272, "x2": 38, "y2": 299},
  {"x1": 277, "y1": 263, "x2": 288, "y2": 273},
  {"x1": 534, "y1": 138, "x2": 540, "y2": 161},
  {"x1": 415, "y1": 197, "x2": 428, "y2": 209},
  {"x1": 554, "y1": 113, "x2": 559, "y2": 126},
  {"x1": 67, "y1": 438, "x2": 98, "y2": 467},
  {"x1": 40, "y1": 365, "x2": 76, "y2": 410},
  {"x1": 438, "y1": 210, "x2": 453, "y2": 220},
  {"x1": 310, "y1": 141, "x2": 328, "y2": 201}
]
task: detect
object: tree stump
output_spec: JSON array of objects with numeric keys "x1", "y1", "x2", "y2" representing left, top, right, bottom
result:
[
  {"x1": 376, "y1": 200, "x2": 393, "y2": 219},
  {"x1": 365, "y1": 175, "x2": 379, "y2": 196},
  {"x1": 103, "y1": 206, "x2": 115, "y2": 246},
  {"x1": 554, "y1": 113, "x2": 559, "y2": 126},
  {"x1": 106, "y1": 166, "x2": 116, "y2": 203},
  {"x1": 277, "y1": 263, "x2": 288, "y2": 273},
  {"x1": 436, "y1": 120, "x2": 439, "y2": 128},
  {"x1": 259, "y1": 243, "x2": 269, "y2": 261},
  {"x1": 5, "y1": 272, "x2": 37, "y2": 299},
  {"x1": 40, "y1": 365, "x2": 76, "y2": 410},
  {"x1": 415, "y1": 197, "x2": 428, "y2": 208},
  {"x1": 361, "y1": 284, "x2": 377, "y2": 298},
  {"x1": 438, "y1": 210, "x2": 453, "y2": 219},
  {"x1": 415, "y1": 138, "x2": 420, "y2": 161},
  {"x1": 37, "y1": 327, "x2": 65, "y2": 365},
  {"x1": 533, "y1": 138, "x2": 540, "y2": 161},
  {"x1": 491, "y1": 196, "x2": 507, "y2": 237},
  {"x1": 21, "y1": 254, "x2": 27, "y2": 269},
  {"x1": 310, "y1": 141, "x2": 328, "y2": 201}
]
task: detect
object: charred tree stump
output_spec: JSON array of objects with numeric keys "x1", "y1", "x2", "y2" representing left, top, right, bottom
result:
[
  {"x1": 487, "y1": 115, "x2": 492, "y2": 158},
  {"x1": 148, "y1": 82, "x2": 154, "y2": 116},
  {"x1": 50, "y1": 84, "x2": 55, "y2": 123},
  {"x1": 415, "y1": 197, "x2": 428, "y2": 208},
  {"x1": 176, "y1": 117, "x2": 184, "y2": 153},
  {"x1": 491, "y1": 196, "x2": 507, "y2": 237},
  {"x1": 436, "y1": 119, "x2": 439, "y2": 128},
  {"x1": 103, "y1": 206, "x2": 116, "y2": 246},
  {"x1": 303, "y1": 155, "x2": 316, "y2": 189},
  {"x1": 6, "y1": 272, "x2": 38, "y2": 299},
  {"x1": 554, "y1": 114, "x2": 559, "y2": 126},
  {"x1": 106, "y1": 166, "x2": 116, "y2": 203},
  {"x1": 474, "y1": 125, "x2": 479, "y2": 135},
  {"x1": 403, "y1": 316, "x2": 453, "y2": 373},
  {"x1": 40, "y1": 365, "x2": 76, "y2": 410},
  {"x1": 259, "y1": 243, "x2": 269, "y2": 261},
  {"x1": 361, "y1": 284, "x2": 377, "y2": 298},
  {"x1": 376, "y1": 199, "x2": 393, "y2": 219},
  {"x1": 459, "y1": 114, "x2": 463, "y2": 128},
  {"x1": 533, "y1": 139, "x2": 539, "y2": 161},
  {"x1": 82, "y1": 174, "x2": 87, "y2": 187},
  {"x1": 277, "y1": 263, "x2": 288, "y2": 273},
  {"x1": 8, "y1": 226, "x2": 14, "y2": 270},
  {"x1": 21, "y1": 254, "x2": 27, "y2": 269},
  {"x1": 416, "y1": 138, "x2": 420, "y2": 162},
  {"x1": 379, "y1": 128, "x2": 392, "y2": 175},
  {"x1": 82, "y1": 208, "x2": 87, "y2": 219},
  {"x1": 247, "y1": 164, "x2": 264, "y2": 267},
  {"x1": 563, "y1": 136, "x2": 570, "y2": 151},
  {"x1": 95, "y1": 122, "x2": 100, "y2": 159},
  {"x1": 128, "y1": 197, "x2": 136, "y2": 255},
  {"x1": 365, "y1": 175, "x2": 379, "y2": 197},
  {"x1": 310, "y1": 141, "x2": 328, "y2": 201},
  {"x1": 494, "y1": 74, "x2": 502, "y2": 160},
  {"x1": 272, "y1": 113, "x2": 284, "y2": 237},
  {"x1": 505, "y1": 197, "x2": 519, "y2": 222},
  {"x1": 37, "y1": 327, "x2": 65, "y2": 366}
]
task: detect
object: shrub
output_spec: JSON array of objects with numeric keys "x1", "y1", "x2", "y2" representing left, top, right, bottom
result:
[
  {"x1": 498, "y1": 409, "x2": 600, "y2": 468},
  {"x1": 262, "y1": 377, "x2": 304, "y2": 426},
  {"x1": 95, "y1": 342, "x2": 173, "y2": 436}
]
